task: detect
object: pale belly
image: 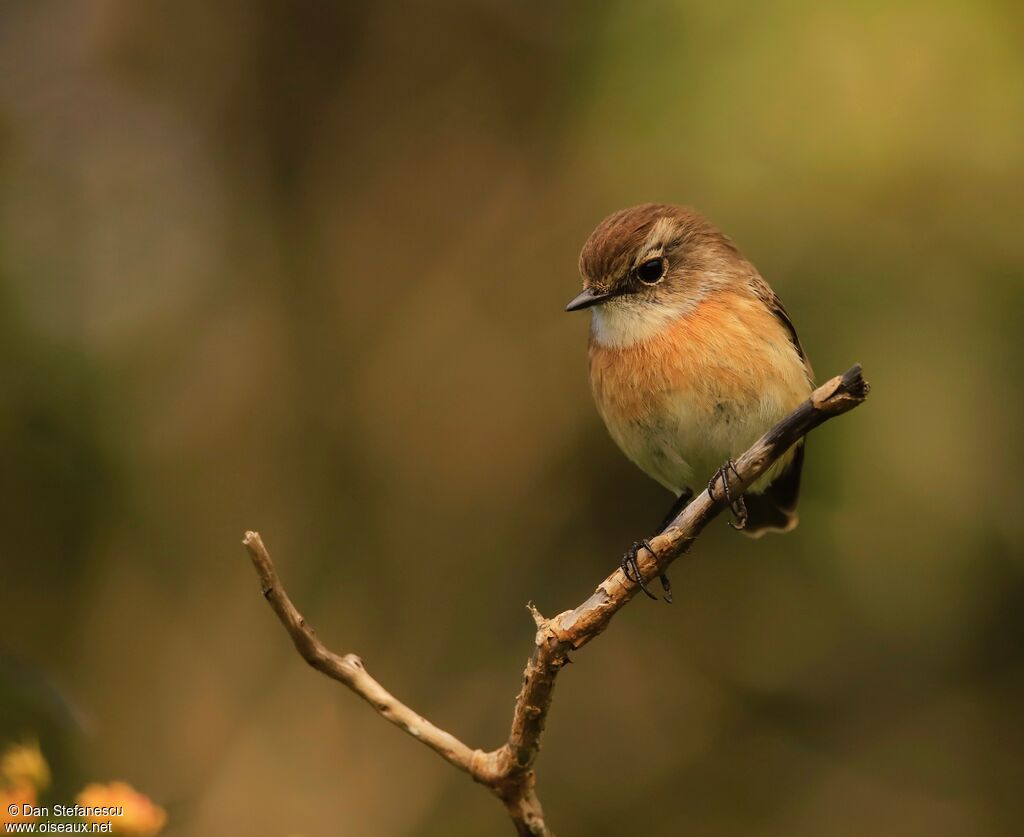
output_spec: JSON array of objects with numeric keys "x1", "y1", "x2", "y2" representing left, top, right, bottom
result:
[{"x1": 608, "y1": 389, "x2": 799, "y2": 496}]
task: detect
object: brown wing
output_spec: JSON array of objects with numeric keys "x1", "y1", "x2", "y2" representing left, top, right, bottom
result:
[
  {"x1": 749, "y1": 274, "x2": 814, "y2": 381},
  {"x1": 743, "y1": 274, "x2": 810, "y2": 536}
]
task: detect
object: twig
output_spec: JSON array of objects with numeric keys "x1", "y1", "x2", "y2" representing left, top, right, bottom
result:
[{"x1": 243, "y1": 363, "x2": 869, "y2": 836}]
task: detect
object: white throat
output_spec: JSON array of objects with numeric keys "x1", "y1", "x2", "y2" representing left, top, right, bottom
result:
[{"x1": 590, "y1": 297, "x2": 695, "y2": 348}]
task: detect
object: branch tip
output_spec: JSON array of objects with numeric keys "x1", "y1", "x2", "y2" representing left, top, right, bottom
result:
[
  {"x1": 840, "y1": 363, "x2": 870, "y2": 399},
  {"x1": 526, "y1": 602, "x2": 547, "y2": 628}
]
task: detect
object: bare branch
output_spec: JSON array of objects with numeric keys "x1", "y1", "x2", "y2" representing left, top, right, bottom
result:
[
  {"x1": 242, "y1": 532, "x2": 488, "y2": 776},
  {"x1": 243, "y1": 363, "x2": 869, "y2": 836}
]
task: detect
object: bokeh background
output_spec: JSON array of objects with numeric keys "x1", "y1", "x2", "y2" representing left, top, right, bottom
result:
[{"x1": 2, "y1": 1, "x2": 1023, "y2": 834}]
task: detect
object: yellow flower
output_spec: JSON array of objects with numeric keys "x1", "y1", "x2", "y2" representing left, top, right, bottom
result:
[
  {"x1": 0, "y1": 740, "x2": 50, "y2": 792},
  {"x1": 0, "y1": 783, "x2": 37, "y2": 824},
  {"x1": 76, "y1": 781, "x2": 167, "y2": 836}
]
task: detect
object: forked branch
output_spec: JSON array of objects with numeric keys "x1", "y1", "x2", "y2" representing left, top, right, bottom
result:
[{"x1": 243, "y1": 363, "x2": 869, "y2": 836}]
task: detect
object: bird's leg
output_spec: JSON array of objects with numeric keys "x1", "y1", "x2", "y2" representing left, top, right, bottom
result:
[
  {"x1": 658, "y1": 486, "x2": 695, "y2": 531},
  {"x1": 708, "y1": 460, "x2": 748, "y2": 530},
  {"x1": 653, "y1": 487, "x2": 694, "y2": 604}
]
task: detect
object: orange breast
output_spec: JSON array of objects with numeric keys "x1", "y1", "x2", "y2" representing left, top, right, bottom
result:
[
  {"x1": 588, "y1": 289, "x2": 812, "y2": 489},
  {"x1": 592, "y1": 292, "x2": 804, "y2": 414}
]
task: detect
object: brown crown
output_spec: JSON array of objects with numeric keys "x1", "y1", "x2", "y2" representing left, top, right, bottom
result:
[{"x1": 578, "y1": 203, "x2": 735, "y2": 283}]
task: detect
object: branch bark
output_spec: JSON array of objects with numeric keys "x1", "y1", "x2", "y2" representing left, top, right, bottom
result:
[{"x1": 243, "y1": 363, "x2": 869, "y2": 836}]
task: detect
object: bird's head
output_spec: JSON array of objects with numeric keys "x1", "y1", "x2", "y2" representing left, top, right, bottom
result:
[{"x1": 567, "y1": 203, "x2": 748, "y2": 345}]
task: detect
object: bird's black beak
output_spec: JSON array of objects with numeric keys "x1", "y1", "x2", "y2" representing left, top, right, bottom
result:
[{"x1": 565, "y1": 287, "x2": 616, "y2": 312}]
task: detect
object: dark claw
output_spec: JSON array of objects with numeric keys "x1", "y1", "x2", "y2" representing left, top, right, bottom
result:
[
  {"x1": 620, "y1": 541, "x2": 639, "y2": 582},
  {"x1": 620, "y1": 550, "x2": 637, "y2": 583},
  {"x1": 621, "y1": 540, "x2": 657, "y2": 600},
  {"x1": 658, "y1": 573, "x2": 673, "y2": 604},
  {"x1": 727, "y1": 493, "x2": 749, "y2": 530},
  {"x1": 707, "y1": 471, "x2": 720, "y2": 502},
  {"x1": 710, "y1": 459, "x2": 748, "y2": 530}
]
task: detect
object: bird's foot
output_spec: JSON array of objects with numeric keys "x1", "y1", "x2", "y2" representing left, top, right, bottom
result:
[
  {"x1": 621, "y1": 540, "x2": 658, "y2": 600},
  {"x1": 621, "y1": 540, "x2": 673, "y2": 603},
  {"x1": 648, "y1": 488, "x2": 693, "y2": 604},
  {"x1": 708, "y1": 460, "x2": 748, "y2": 530},
  {"x1": 620, "y1": 487, "x2": 696, "y2": 604}
]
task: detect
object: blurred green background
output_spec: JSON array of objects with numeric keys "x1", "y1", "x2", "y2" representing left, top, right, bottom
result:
[{"x1": 1, "y1": 1, "x2": 1022, "y2": 834}]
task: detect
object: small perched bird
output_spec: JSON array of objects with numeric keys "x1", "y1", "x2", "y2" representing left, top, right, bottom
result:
[{"x1": 566, "y1": 203, "x2": 814, "y2": 599}]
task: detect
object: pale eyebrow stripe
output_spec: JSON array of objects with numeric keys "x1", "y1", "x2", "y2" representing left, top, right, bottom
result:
[{"x1": 638, "y1": 216, "x2": 676, "y2": 261}]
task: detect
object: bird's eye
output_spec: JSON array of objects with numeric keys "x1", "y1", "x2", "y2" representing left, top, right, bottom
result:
[{"x1": 635, "y1": 257, "x2": 666, "y2": 285}]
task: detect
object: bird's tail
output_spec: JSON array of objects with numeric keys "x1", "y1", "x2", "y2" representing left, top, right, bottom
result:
[{"x1": 741, "y1": 443, "x2": 804, "y2": 538}]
